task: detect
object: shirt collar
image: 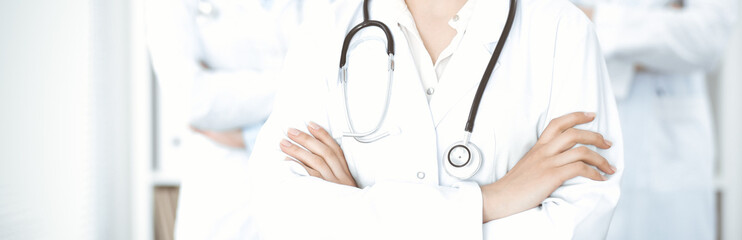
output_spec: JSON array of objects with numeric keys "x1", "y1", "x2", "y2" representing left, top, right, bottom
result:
[
  {"x1": 393, "y1": 0, "x2": 477, "y2": 33},
  {"x1": 447, "y1": 0, "x2": 476, "y2": 32}
]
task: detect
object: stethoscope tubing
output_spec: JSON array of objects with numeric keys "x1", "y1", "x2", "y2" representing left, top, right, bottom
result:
[
  {"x1": 339, "y1": 20, "x2": 395, "y2": 68},
  {"x1": 340, "y1": 53, "x2": 395, "y2": 143},
  {"x1": 338, "y1": 0, "x2": 397, "y2": 142},
  {"x1": 464, "y1": 0, "x2": 518, "y2": 134}
]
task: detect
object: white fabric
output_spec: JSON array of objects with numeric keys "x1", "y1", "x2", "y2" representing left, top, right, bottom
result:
[
  {"x1": 145, "y1": 0, "x2": 304, "y2": 131},
  {"x1": 244, "y1": 0, "x2": 624, "y2": 239},
  {"x1": 144, "y1": 1, "x2": 312, "y2": 239},
  {"x1": 571, "y1": 0, "x2": 738, "y2": 239},
  {"x1": 173, "y1": 139, "x2": 257, "y2": 240}
]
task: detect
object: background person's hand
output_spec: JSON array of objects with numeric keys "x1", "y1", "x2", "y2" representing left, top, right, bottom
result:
[
  {"x1": 481, "y1": 112, "x2": 616, "y2": 222},
  {"x1": 578, "y1": 7, "x2": 594, "y2": 20},
  {"x1": 280, "y1": 122, "x2": 358, "y2": 188},
  {"x1": 579, "y1": 3, "x2": 680, "y2": 73},
  {"x1": 191, "y1": 126, "x2": 246, "y2": 149}
]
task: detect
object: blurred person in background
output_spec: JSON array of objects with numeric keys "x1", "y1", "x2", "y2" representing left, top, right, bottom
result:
[
  {"x1": 146, "y1": 0, "x2": 305, "y2": 152},
  {"x1": 145, "y1": 0, "x2": 319, "y2": 238},
  {"x1": 572, "y1": 0, "x2": 737, "y2": 239}
]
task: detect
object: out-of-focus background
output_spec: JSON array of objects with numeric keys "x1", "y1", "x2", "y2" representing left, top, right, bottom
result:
[{"x1": 0, "y1": 0, "x2": 740, "y2": 239}]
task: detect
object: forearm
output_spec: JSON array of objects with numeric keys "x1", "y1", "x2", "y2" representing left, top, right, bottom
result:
[
  {"x1": 481, "y1": 168, "x2": 622, "y2": 239},
  {"x1": 189, "y1": 69, "x2": 279, "y2": 131},
  {"x1": 593, "y1": 0, "x2": 737, "y2": 73}
]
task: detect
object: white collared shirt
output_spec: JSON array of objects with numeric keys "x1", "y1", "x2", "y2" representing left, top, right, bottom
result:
[{"x1": 396, "y1": 0, "x2": 476, "y2": 101}]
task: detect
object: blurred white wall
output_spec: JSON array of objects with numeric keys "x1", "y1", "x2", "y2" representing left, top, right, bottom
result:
[
  {"x1": 0, "y1": 0, "x2": 141, "y2": 239},
  {"x1": 717, "y1": 2, "x2": 742, "y2": 239},
  {"x1": 0, "y1": 0, "x2": 96, "y2": 239}
]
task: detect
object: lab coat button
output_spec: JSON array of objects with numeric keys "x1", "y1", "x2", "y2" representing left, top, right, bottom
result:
[
  {"x1": 453, "y1": 15, "x2": 460, "y2": 22},
  {"x1": 417, "y1": 171, "x2": 425, "y2": 179},
  {"x1": 426, "y1": 88, "x2": 435, "y2": 95},
  {"x1": 656, "y1": 88, "x2": 665, "y2": 97},
  {"x1": 198, "y1": 1, "x2": 217, "y2": 18}
]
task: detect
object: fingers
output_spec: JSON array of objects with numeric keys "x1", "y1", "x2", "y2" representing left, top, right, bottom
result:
[
  {"x1": 280, "y1": 138, "x2": 336, "y2": 181},
  {"x1": 306, "y1": 122, "x2": 345, "y2": 161},
  {"x1": 540, "y1": 112, "x2": 596, "y2": 141},
  {"x1": 287, "y1": 128, "x2": 336, "y2": 162},
  {"x1": 553, "y1": 146, "x2": 616, "y2": 175},
  {"x1": 286, "y1": 127, "x2": 353, "y2": 180},
  {"x1": 559, "y1": 161, "x2": 606, "y2": 182},
  {"x1": 547, "y1": 128, "x2": 612, "y2": 154},
  {"x1": 306, "y1": 122, "x2": 354, "y2": 178},
  {"x1": 285, "y1": 157, "x2": 322, "y2": 178}
]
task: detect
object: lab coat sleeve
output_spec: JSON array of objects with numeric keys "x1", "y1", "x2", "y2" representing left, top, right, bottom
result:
[
  {"x1": 592, "y1": 0, "x2": 738, "y2": 74},
  {"x1": 243, "y1": 5, "x2": 483, "y2": 239},
  {"x1": 144, "y1": 0, "x2": 277, "y2": 131},
  {"x1": 188, "y1": 70, "x2": 277, "y2": 131},
  {"x1": 482, "y1": 8, "x2": 624, "y2": 240}
]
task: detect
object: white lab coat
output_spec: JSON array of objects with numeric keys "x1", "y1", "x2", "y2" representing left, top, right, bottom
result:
[
  {"x1": 245, "y1": 0, "x2": 624, "y2": 239},
  {"x1": 570, "y1": 0, "x2": 737, "y2": 239},
  {"x1": 144, "y1": 1, "x2": 308, "y2": 239},
  {"x1": 145, "y1": 0, "x2": 303, "y2": 132}
]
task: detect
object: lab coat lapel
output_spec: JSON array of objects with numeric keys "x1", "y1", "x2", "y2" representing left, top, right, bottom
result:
[
  {"x1": 390, "y1": 22, "x2": 443, "y2": 185},
  {"x1": 372, "y1": 0, "x2": 434, "y2": 122},
  {"x1": 339, "y1": 0, "x2": 441, "y2": 185},
  {"x1": 429, "y1": 0, "x2": 511, "y2": 127}
]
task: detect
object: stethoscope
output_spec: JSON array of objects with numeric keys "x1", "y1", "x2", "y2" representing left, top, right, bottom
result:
[{"x1": 338, "y1": 0, "x2": 517, "y2": 179}]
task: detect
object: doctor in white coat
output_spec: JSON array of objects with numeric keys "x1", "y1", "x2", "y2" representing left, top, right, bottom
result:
[
  {"x1": 144, "y1": 0, "x2": 315, "y2": 239},
  {"x1": 146, "y1": 0, "x2": 307, "y2": 152},
  {"x1": 573, "y1": 0, "x2": 737, "y2": 239},
  {"x1": 245, "y1": 0, "x2": 624, "y2": 239}
]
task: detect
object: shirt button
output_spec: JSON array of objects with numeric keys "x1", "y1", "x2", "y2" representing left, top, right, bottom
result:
[
  {"x1": 452, "y1": 14, "x2": 460, "y2": 22},
  {"x1": 426, "y1": 88, "x2": 435, "y2": 95},
  {"x1": 198, "y1": 1, "x2": 215, "y2": 16},
  {"x1": 417, "y1": 171, "x2": 426, "y2": 179}
]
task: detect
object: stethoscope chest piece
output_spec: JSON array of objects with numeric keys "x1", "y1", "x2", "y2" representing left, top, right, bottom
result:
[{"x1": 444, "y1": 140, "x2": 482, "y2": 179}]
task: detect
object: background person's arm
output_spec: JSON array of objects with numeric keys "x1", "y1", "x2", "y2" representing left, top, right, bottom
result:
[
  {"x1": 482, "y1": 6, "x2": 624, "y2": 239},
  {"x1": 588, "y1": 0, "x2": 737, "y2": 73},
  {"x1": 144, "y1": 0, "x2": 279, "y2": 131}
]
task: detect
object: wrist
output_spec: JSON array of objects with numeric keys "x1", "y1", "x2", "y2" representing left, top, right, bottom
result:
[{"x1": 481, "y1": 182, "x2": 506, "y2": 222}]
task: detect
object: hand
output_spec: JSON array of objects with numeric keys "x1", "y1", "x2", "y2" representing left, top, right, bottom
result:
[
  {"x1": 635, "y1": 64, "x2": 647, "y2": 72},
  {"x1": 579, "y1": 7, "x2": 594, "y2": 20},
  {"x1": 191, "y1": 126, "x2": 245, "y2": 149},
  {"x1": 481, "y1": 112, "x2": 616, "y2": 222},
  {"x1": 280, "y1": 122, "x2": 358, "y2": 188}
]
